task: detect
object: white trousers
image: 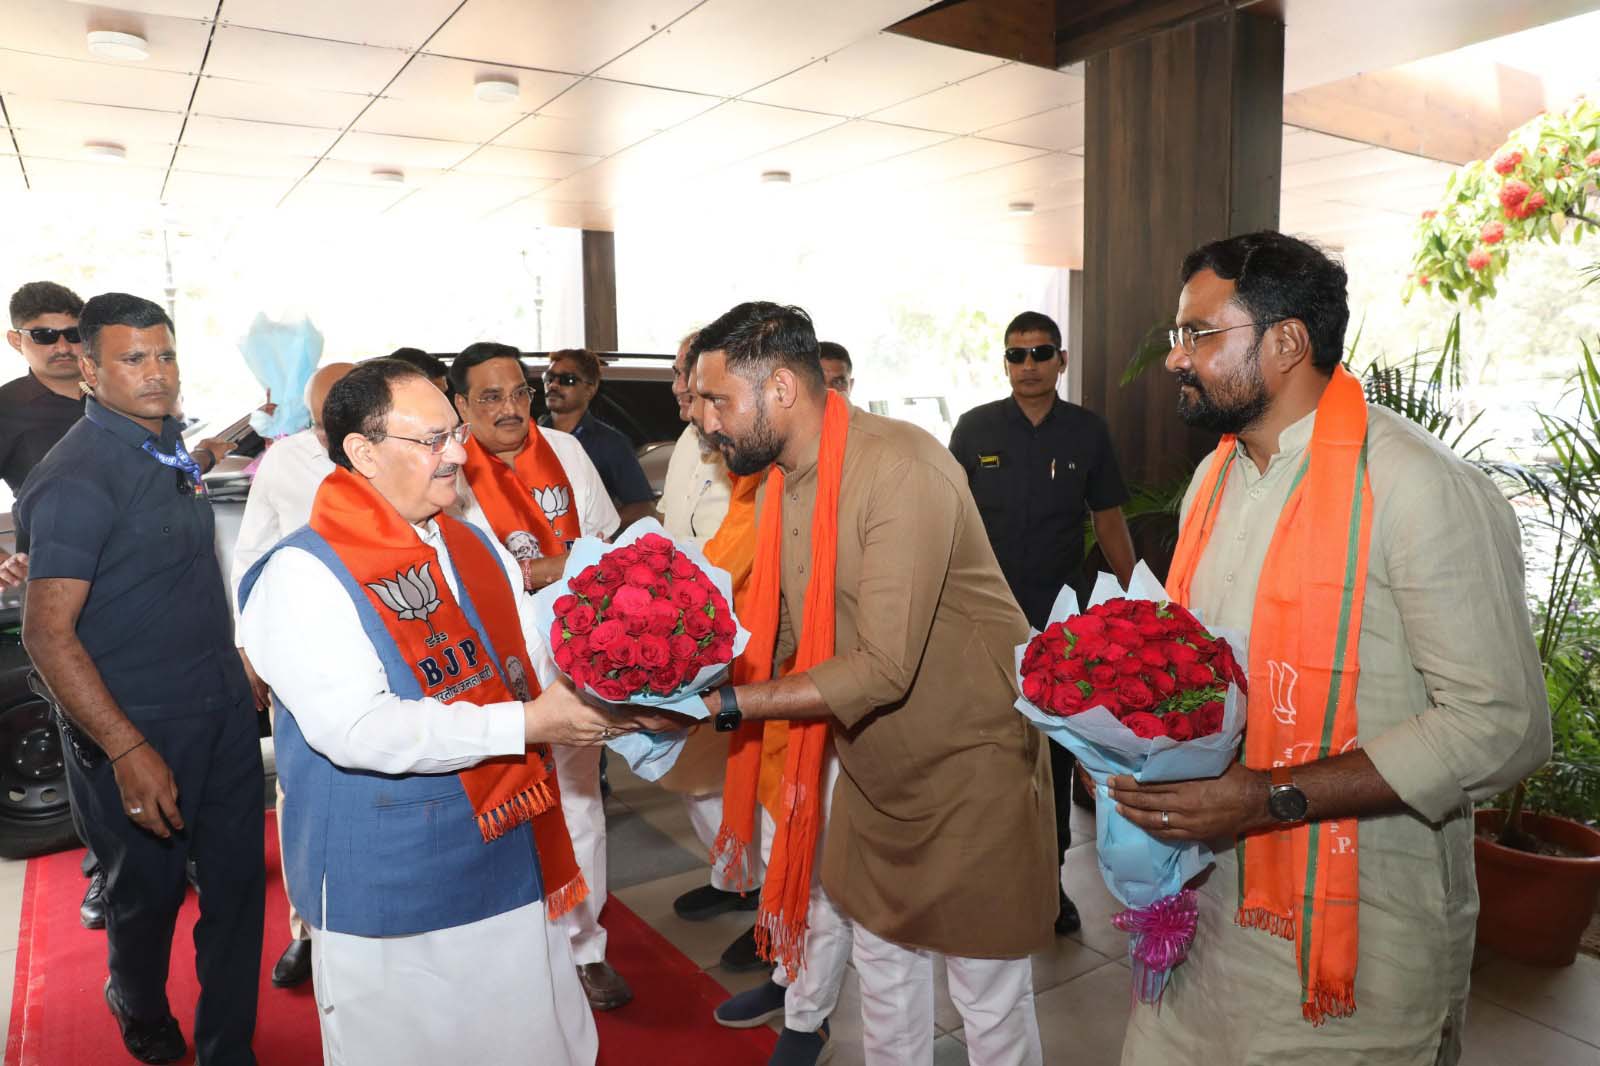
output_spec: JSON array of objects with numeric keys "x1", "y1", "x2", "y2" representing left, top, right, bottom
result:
[
  {"x1": 310, "y1": 898, "x2": 597, "y2": 1066},
  {"x1": 762, "y1": 750, "x2": 852, "y2": 1033},
  {"x1": 554, "y1": 743, "x2": 608, "y2": 965},
  {"x1": 853, "y1": 924, "x2": 1042, "y2": 1066},
  {"x1": 684, "y1": 789, "x2": 767, "y2": 892}
]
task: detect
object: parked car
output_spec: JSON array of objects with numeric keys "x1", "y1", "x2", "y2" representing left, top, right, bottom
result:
[{"x1": 0, "y1": 350, "x2": 679, "y2": 858}]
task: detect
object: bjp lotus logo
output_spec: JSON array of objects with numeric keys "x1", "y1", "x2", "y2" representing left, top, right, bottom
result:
[
  {"x1": 368, "y1": 565, "x2": 445, "y2": 644},
  {"x1": 533, "y1": 485, "x2": 570, "y2": 523}
]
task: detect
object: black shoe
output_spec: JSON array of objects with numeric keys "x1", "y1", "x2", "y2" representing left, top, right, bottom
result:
[
  {"x1": 769, "y1": 1019, "x2": 830, "y2": 1066},
  {"x1": 80, "y1": 868, "x2": 107, "y2": 929},
  {"x1": 1055, "y1": 892, "x2": 1082, "y2": 936},
  {"x1": 714, "y1": 979, "x2": 786, "y2": 1029},
  {"x1": 104, "y1": 978, "x2": 186, "y2": 1064},
  {"x1": 673, "y1": 883, "x2": 760, "y2": 921},
  {"x1": 271, "y1": 938, "x2": 312, "y2": 988},
  {"x1": 720, "y1": 925, "x2": 766, "y2": 973}
]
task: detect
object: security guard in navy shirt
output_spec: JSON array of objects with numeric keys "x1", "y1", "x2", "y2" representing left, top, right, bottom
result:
[
  {"x1": 18, "y1": 293, "x2": 264, "y2": 1066},
  {"x1": 949, "y1": 310, "x2": 1136, "y2": 937}
]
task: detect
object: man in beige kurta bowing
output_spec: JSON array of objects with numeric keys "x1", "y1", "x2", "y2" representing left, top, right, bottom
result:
[
  {"x1": 1113, "y1": 232, "x2": 1549, "y2": 1065},
  {"x1": 691, "y1": 301, "x2": 1056, "y2": 1066}
]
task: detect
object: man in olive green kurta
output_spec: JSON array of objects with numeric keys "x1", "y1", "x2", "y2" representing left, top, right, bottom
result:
[
  {"x1": 692, "y1": 301, "x2": 1056, "y2": 1066},
  {"x1": 1114, "y1": 233, "x2": 1549, "y2": 1066}
]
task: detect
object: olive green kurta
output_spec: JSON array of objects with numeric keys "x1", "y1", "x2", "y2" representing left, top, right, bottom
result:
[
  {"x1": 1122, "y1": 404, "x2": 1551, "y2": 1066},
  {"x1": 767, "y1": 405, "x2": 1056, "y2": 959}
]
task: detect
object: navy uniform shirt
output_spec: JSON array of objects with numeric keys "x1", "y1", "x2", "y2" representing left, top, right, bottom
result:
[
  {"x1": 16, "y1": 398, "x2": 250, "y2": 720},
  {"x1": 538, "y1": 409, "x2": 655, "y2": 505},
  {"x1": 0, "y1": 372, "x2": 85, "y2": 498},
  {"x1": 949, "y1": 395, "x2": 1129, "y2": 629}
]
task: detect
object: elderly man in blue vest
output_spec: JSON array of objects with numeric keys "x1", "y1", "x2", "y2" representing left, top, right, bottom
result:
[{"x1": 239, "y1": 359, "x2": 670, "y2": 1066}]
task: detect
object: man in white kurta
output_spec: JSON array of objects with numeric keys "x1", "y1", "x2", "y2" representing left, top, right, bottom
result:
[{"x1": 445, "y1": 343, "x2": 629, "y2": 1009}]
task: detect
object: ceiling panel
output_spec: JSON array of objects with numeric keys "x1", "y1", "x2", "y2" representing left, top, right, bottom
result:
[
  {"x1": 180, "y1": 115, "x2": 343, "y2": 157},
  {"x1": 190, "y1": 76, "x2": 373, "y2": 128},
  {"x1": 218, "y1": 0, "x2": 462, "y2": 50},
  {"x1": 869, "y1": 62, "x2": 1086, "y2": 135},
  {"x1": 22, "y1": 157, "x2": 166, "y2": 200},
  {"x1": 1281, "y1": 127, "x2": 1372, "y2": 165},
  {"x1": 1, "y1": 97, "x2": 186, "y2": 143},
  {"x1": 324, "y1": 131, "x2": 477, "y2": 170},
  {"x1": 0, "y1": 158, "x2": 26, "y2": 197},
  {"x1": 1281, "y1": 146, "x2": 1453, "y2": 190},
  {"x1": 492, "y1": 78, "x2": 719, "y2": 157},
  {"x1": 12, "y1": 128, "x2": 174, "y2": 168},
  {"x1": 743, "y1": 32, "x2": 1005, "y2": 117},
  {"x1": 171, "y1": 145, "x2": 318, "y2": 179},
  {"x1": 0, "y1": 49, "x2": 196, "y2": 110},
  {"x1": 162, "y1": 169, "x2": 290, "y2": 210},
  {"x1": 498, "y1": 195, "x2": 615, "y2": 231},
  {"x1": 385, "y1": 171, "x2": 549, "y2": 221},
  {"x1": 744, "y1": 120, "x2": 949, "y2": 185},
  {"x1": 303, "y1": 157, "x2": 446, "y2": 187},
  {"x1": 278, "y1": 179, "x2": 412, "y2": 217},
  {"x1": 0, "y1": 0, "x2": 213, "y2": 73},
  {"x1": 382, "y1": 54, "x2": 576, "y2": 110},
  {"x1": 979, "y1": 103, "x2": 1085, "y2": 153},
  {"x1": 597, "y1": 0, "x2": 938, "y2": 97},
  {"x1": 454, "y1": 145, "x2": 600, "y2": 181},
  {"x1": 425, "y1": 0, "x2": 701, "y2": 76},
  {"x1": 203, "y1": 25, "x2": 410, "y2": 96},
  {"x1": 353, "y1": 95, "x2": 528, "y2": 143},
  {"x1": 821, "y1": 136, "x2": 1048, "y2": 197},
  {"x1": 99, "y1": 0, "x2": 218, "y2": 18}
]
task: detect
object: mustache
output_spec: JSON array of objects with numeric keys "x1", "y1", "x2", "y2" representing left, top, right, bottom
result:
[
  {"x1": 1174, "y1": 370, "x2": 1203, "y2": 390},
  {"x1": 433, "y1": 463, "x2": 460, "y2": 478},
  {"x1": 494, "y1": 414, "x2": 526, "y2": 426}
]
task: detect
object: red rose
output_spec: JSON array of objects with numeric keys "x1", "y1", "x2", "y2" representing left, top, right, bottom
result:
[
  {"x1": 670, "y1": 580, "x2": 711, "y2": 610},
  {"x1": 1076, "y1": 634, "x2": 1109, "y2": 660},
  {"x1": 1137, "y1": 645, "x2": 1169, "y2": 668},
  {"x1": 1107, "y1": 619, "x2": 1142, "y2": 646},
  {"x1": 1121, "y1": 711, "x2": 1166, "y2": 739},
  {"x1": 553, "y1": 593, "x2": 578, "y2": 617},
  {"x1": 1149, "y1": 670, "x2": 1177, "y2": 696},
  {"x1": 1116, "y1": 656, "x2": 1145, "y2": 677},
  {"x1": 1065, "y1": 614, "x2": 1107, "y2": 637},
  {"x1": 569, "y1": 659, "x2": 597, "y2": 689},
  {"x1": 1094, "y1": 692, "x2": 1123, "y2": 718},
  {"x1": 636, "y1": 532, "x2": 673, "y2": 554},
  {"x1": 1166, "y1": 641, "x2": 1200, "y2": 665},
  {"x1": 570, "y1": 564, "x2": 603, "y2": 597},
  {"x1": 1191, "y1": 700, "x2": 1226, "y2": 737},
  {"x1": 596, "y1": 559, "x2": 624, "y2": 586},
  {"x1": 682, "y1": 609, "x2": 713, "y2": 639},
  {"x1": 618, "y1": 667, "x2": 650, "y2": 694},
  {"x1": 624, "y1": 563, "x2": 659, "y2": 589},
  {"x1": 553, "y1": 642, "x2": 576, "y2": 673},
  {"x1": 611, "y1": 584, "x2": 653, "y2": 615},
  {"x1": 1178, "y1": 662, "x2": 1215, "y2": 688},
  {"x1": 643, "y1": 599, "x2": 679, "y2": 637},
  {"x1": 704, "y1": 637, "x2": 734, "y2": 664},
  {"x1": 668, "y1": 553, "x2": 701, "y2": 580},
  {"x1": 649, "y1": 662, "x2": 686, "y2": 694},
  {"x1": 1089, "y1": 664, "x2": 1118, "y2": 687},
  {"x1": 668, "y1": 633, "x2": 699, "y2": 661},
  {"x1": 589, "y1": 619, "x2": 626, "y2": 656},
  {"x1": 1022, "y1": 672, "x2": 1050, "y2": 707},
  {"x1": 563, "y1": 603, "x2": 597, "y2": 636},
  {"x1": 566, "y1": 635, "x2": 590, "y2": 661},
  {"x1": 592, "y1": 677, "x2": 629, "y2": 702},
  {"x1": 609, "y1": 546, "x2": 641, "y2": 567},
  {"x1": 710, "y1": 609, "x2": 737, "y2": 639},
  {"x1": 1162, "y1": 712, "x2": 1195, "y2": 741},
  {"x1": 1047, "y1": 684, "x2": 1086, "y2": 716},
  {"x1": 643, "y1": 551, "x2": 671, "y2": 575},
  {"x1": 549, "y1": 619, "x2": 565, "y2": 648},
  {"x1": 1022, "y1": 642, "x2": 1049, "y2": 675},
  {"x1": 637, "y1": 634, "x2": 672, "y2": 669},
  {"x1": 604, "y1": 636, "x2": 640, "y2": 669},
  {"x1": 1116, "y1": 677, "x2": 1155, "y2": 711}
]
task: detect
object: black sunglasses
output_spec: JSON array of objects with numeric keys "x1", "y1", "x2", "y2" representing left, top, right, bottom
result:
[
  {"x1": 1004, "y1": 343, "x2": 1059, "y2": 365},
  {"x1": 15, "y1": 326, "x2": 82, "y2": 345},
  {"x1": 543, "y1": 371, "x2": 587, "y2": 387}
]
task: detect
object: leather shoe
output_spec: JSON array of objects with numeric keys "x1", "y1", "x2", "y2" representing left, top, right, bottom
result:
[
  {"x1": 104, "y1": 978, "x2": 186, "y2": 1064},
  {"x1": 673, "y1": 883, "x2": 759, "y2": 921},
  {"x1": 720, "y1": 925, "x2": 766, "y2": 973},
  {"x1": 271, "y1": 939, "x2": 312, "y2": 988},
  {"x1": 576, "y1": 961, "x2": 633, "y2": 1011},
  {"x1": 1055, "y1": 892, "x2": 1082, "y2": 936},
  {"x1": 80, "y1": 868, "x2": 107, "y2": 929}
]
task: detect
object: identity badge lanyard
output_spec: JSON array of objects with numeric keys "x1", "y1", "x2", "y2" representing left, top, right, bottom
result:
[{"x1": 141, "y1": 437, "x2": 206, "y2": 494}]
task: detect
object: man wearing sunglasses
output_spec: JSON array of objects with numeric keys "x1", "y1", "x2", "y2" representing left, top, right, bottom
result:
[
  {"x1": 537, "y1": 349, "x2": 658, "y2": 530},
  {"x1": 948, "y1": 310, "x2": 1136, "y2": 937},
  {"x1": 2, "y1": 281, "x2": 88, "y2": 501}
]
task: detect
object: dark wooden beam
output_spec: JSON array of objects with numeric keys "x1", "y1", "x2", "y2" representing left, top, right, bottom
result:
[
  {"x1": 581, "y1": 229, "x2": 617, "y2": 353},
  {"x1": 888, "y1": 0, "x2": 1054, "y2": 67},
  {"x1": 1054, "y1": 0, "x2": 1223, "y2": 66}
]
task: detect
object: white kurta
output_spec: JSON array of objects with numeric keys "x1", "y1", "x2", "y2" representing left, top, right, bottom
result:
[
  {"x1": 229, "y1": 428, "x2": 334, "y2": 617},
  {"x1": 659, "y1": 423, "x2": 731, "y2": 547},
  {"x1": 239, "y1": 520, "x2": 597, "y2": 1066},
  {"x1": 450, "y1": 426, "x2": 619, "y2": 965}
]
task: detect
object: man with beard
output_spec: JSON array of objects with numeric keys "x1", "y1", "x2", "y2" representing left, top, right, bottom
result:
[
  {"x1": 817, "y1": 342, "x2": 853, "y2": 397},
  {"x1": 18, "y1": 293, "x2": 266, "y2": 1066},
  {"x1": 445, "y1": 342, "x2": 632, "y2": 1011},
  {"x1": 3, "y1": 282, "x2": 87, "y2": 499},
  {"x1": 694, "y1": 301, "x2": 1055, "y2": 1066},
  {"x1": 1114, "y1": 232, "x2": 1549, "y2": 1065}
]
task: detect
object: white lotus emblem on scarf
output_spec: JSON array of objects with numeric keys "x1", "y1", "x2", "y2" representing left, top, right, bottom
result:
[
  {"x1": 367, "y1": 564, "x2": 444, "y2": 639},
  {"x1": 532, "y1": 485, "x2": 570, "y2": 523},
  {"x1": 1267, "y1": 660, "x2": 1299, "y2": 726}
]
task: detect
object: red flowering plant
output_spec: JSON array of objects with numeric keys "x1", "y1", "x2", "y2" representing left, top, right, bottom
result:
[
  {"x1": 1014, "y1": 562, "x2": 1247, "y2": 1005},
  {"x1": 532, "y1": 519, "x2": 747, "y2": 779}
]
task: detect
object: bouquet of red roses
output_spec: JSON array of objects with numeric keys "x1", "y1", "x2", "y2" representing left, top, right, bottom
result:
[{"x1": 1014, "y1": 562, "x2": 1246, "y2": 1006}]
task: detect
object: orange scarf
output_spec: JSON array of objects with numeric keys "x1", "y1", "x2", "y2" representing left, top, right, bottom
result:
[
  {"x1": 311, "y1": 467, "x2": 587, "y2": 918},
  {"x1": 1166, "y1": 366, "x2": 1371, "y2": 1024},
  {"x1": 460, "y1": 431, "x2": 579, "y2": 564},
  {"x1": 714, "y1": 391, "x2": 850, "y2": 977}
]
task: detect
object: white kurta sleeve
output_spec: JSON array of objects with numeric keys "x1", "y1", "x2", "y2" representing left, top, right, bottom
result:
[
  {"x1": 230, "y1": 447, "x2": 292, "y2": 622},
  {"x1": 239, "y1": 543, "x2": 527, "y2": 775},
  {"x1": 542, "y1": 428, "x2": 620, "y2": 540}
]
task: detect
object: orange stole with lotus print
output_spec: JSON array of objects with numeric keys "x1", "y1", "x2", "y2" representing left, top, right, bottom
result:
[
  {"x1": 309, "y1": 466, "x2": 586, "y2": 917},
  {"x1": 460, "y1": 431, "x2": 580, "y2": 559}
]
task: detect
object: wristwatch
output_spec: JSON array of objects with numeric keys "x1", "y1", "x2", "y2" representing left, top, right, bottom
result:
[
  {"x1": 1267, "y1": 765, "x2": 1309, "y2": 823},
  {"x1": 714, "y1": 686, "x2": 743, "y2": 733}
]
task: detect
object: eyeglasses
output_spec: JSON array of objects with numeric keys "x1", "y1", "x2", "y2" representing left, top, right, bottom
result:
[
  {"x1": 470, "y1": 385, "x2": 534, "y2": 409},
  {"x1": 381, "y1": 423, "x2": 470, "y2": 454},
  {"x1": 543, "y1": 371, "x2": 587, "y2": 388},
  {"x1": 13, "y1": 326, "x2": 82, "y2": 345},
  {"x1": 1167, "y1": 320, "x2": 1284, "y2": 355},
  {"x1": 1004, "y1": 344, "x2": 1059, "y2": 365}
]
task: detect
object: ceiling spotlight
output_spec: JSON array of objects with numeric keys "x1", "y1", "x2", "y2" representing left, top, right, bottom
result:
[
  {"x1": 760, "y1": 170, "x2": 793, "y2": 185},
  {"x1": 473, "y1": 74, "x2": 520, "y2": 104},
  {"x1": 371, "y1": 167, "x2": 406, "y2": 185},
  {"x1": 86, "y1": 30, "x2": 150, "y2": 61},
  {"x1": 1007, "y1": 200, "x2": 1035, "y2": 217},
  {"x1": 83, "y1": 141, "x2": 127, "y2": 163}
]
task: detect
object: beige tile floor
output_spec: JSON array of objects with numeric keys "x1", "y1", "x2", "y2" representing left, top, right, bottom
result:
[{"x1": 2, "y1": 757, "x2": 1597, "y2": 1065}]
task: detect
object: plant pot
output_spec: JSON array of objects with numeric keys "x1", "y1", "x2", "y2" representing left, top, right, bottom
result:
[{"x1": 1473, "y1": 809, "x2": 1600, "y2": 967}]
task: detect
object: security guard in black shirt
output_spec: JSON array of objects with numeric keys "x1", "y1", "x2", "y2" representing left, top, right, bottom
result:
[{"x1": 949, "y1": 310, "x2": 1136, "y2": 936}]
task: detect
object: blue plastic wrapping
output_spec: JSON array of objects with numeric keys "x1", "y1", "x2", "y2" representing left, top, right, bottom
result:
[{"x1": 238, "y1": 314, "x2": 324, "y2": 438}]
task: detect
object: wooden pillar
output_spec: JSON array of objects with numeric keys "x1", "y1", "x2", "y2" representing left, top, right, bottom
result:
[
  {"x1": 1080, "y1": 7, "x2": 1283, "y2": 488},
  {"x1": 581, "y1": 229, "x2": 618, "y2": 352}
]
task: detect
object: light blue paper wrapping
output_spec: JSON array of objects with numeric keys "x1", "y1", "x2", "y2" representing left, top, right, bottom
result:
[
  {"x1": 1013, "y1": 561, "x2": 1247, "y2": 910},
  {"x1": 238, "y1": 314, "x2": 324, "y2": 438},
  {"x1": 531, "y1": 519, "x2": 750, "y2": 781}
]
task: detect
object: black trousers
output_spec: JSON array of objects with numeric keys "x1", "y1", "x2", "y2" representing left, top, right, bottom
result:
[
  {"x1": 63, "y1": 697, "x2": 266, "y2": 1066},
  {"x1": 1050, "y1": 739, "x2": 1075, "y2": 885}
]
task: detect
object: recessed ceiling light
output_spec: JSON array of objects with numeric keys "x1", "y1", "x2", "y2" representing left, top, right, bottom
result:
[
  {"x1": 86, "y1": 30, "x2": 150, "y2": 61},
  {"x1": 371, "y1": 167, "x2": 405, "y2": 185},
  {"x1": 83, "y1": 141, "x2": 127, "y2": 163},
  {"x1": 760, "y1": 170, "x2": 792, "y2": 185},
  {"x1": 473, "y1": 74, "x2": 519, "y2": 103},
  {"x1": 1007, "y1": 201, "x2": 1035, "y2": 217}
]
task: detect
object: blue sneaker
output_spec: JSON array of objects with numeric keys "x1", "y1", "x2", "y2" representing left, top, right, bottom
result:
[
  {"x1": 714, "y1": 979, "x2": 786, "y2": 1029},
  {"x1": 770, "y1": 1019, "x2": 831, "y2": 1066}
]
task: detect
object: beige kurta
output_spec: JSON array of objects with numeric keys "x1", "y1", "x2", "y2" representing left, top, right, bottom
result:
[
  {"x1": 1122, "y1": 404, "x2": 1550, "y2": 1066},
  {"x1": 768, "y1": 405, "x2": 1057, "y2": 960}
]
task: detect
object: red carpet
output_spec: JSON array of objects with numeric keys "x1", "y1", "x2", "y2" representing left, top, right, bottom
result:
[{"x1": 6, "y1": 814, "x2": 776, "y2": 1065}]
